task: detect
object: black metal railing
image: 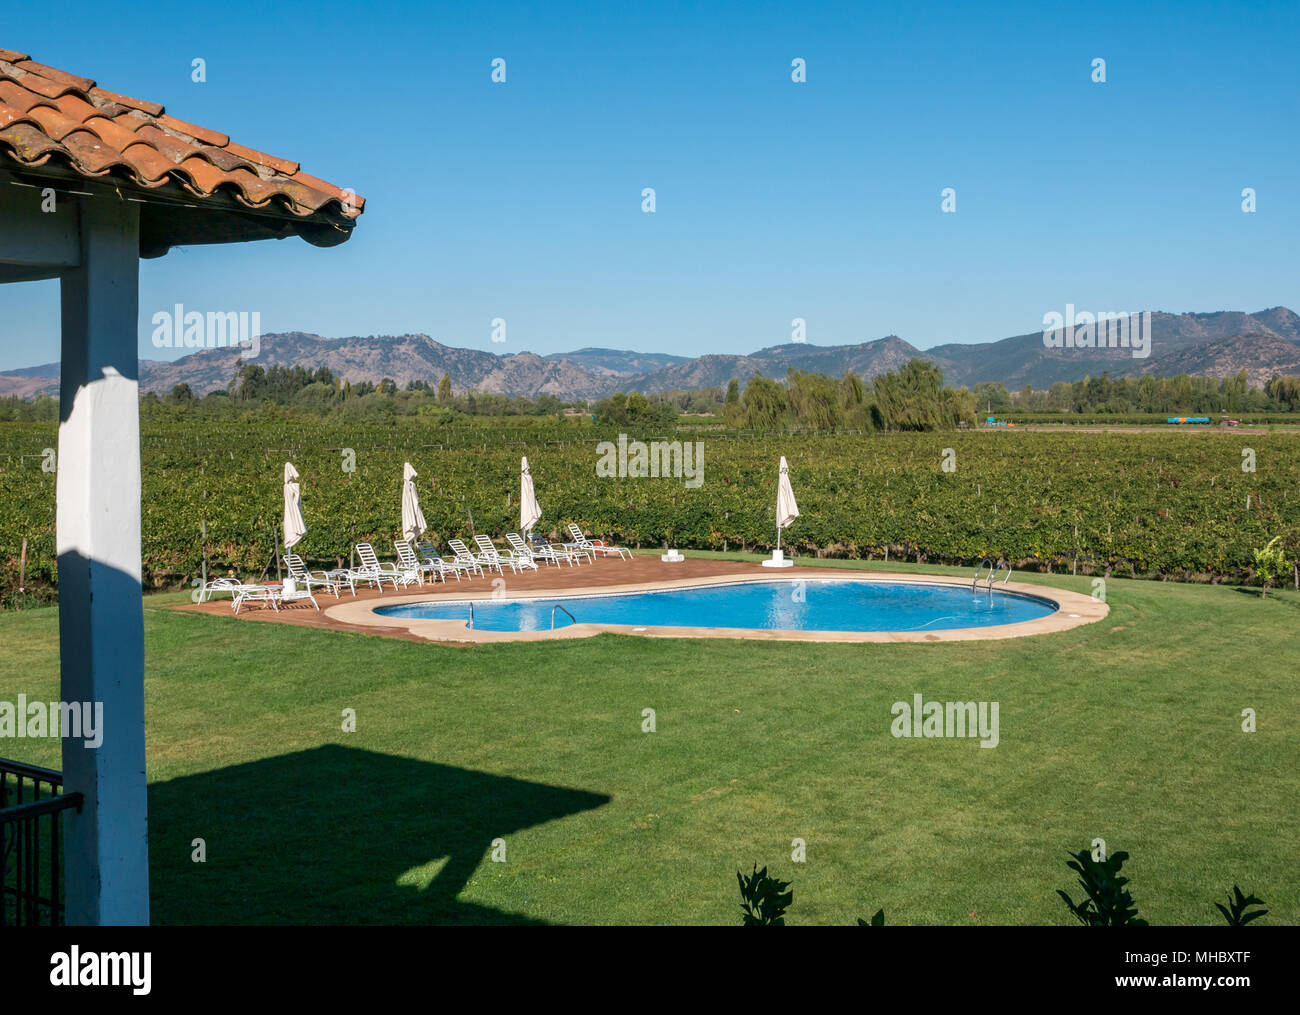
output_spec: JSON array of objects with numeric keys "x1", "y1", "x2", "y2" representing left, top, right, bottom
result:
[{"x1": 0, "y1": 758, "x2": 83, "y2": 926}]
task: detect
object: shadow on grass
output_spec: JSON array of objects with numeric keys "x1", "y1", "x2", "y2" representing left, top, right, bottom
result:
[
  {"x1": 148, "y1": 744, "x2": 609, "y2": 925},
  {"x1": 1228, "y1": 586, "x2": 1300, "y2": 609}
]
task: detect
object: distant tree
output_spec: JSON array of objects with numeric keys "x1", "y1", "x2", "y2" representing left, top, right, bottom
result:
[
  {"x1": 973, "y1": 381, "x2": 1011, "y2": 414},
  {"x1": 437, "y1": 372, "x2": 452, "y2": 403},
  {"x1": 170, "y1": 382, "x2": 193, "y2": 402},
  {"x1": 842, "y1": 370, "x2": 864, "y2": 408},
  {"x1": 786, "y1": 368, "x2": 843, "y2": 429},
  {"x1": 742, "y1": 375, "x2": 788, "y2": 430},
  {"x1": 231, "y1": 363, "x2": 266, "y2": 400},
  {"x1": 1265, "y1": 375, "x2": 1300, "y2": 410},
  {"x1": 594, "y1": 392, "x2": 629, "y2": 425}
]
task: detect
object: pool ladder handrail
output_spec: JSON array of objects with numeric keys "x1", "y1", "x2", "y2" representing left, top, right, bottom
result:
[
  {"x1": 468, "y1": 601, "x2": 474, "y2": 628},
  {"x1": 973, "y1": 558, "x2": 1012, "y2": 598},
  {"x1": 552, "y1": 604, "x2": 576, "y2": 630}
]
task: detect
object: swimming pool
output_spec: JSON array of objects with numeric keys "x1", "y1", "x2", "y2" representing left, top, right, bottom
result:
[{"x1": 374, "y1": 578, "x2": 1057, "y2": 634}]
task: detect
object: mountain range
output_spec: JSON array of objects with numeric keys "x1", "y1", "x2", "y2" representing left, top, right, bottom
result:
[{"x1": 3, "y1": 308, "x2": 1298, "y2": 401}]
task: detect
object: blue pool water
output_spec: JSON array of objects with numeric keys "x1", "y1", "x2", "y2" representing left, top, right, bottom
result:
[{"x1": 374, "y1": 579, "x2": 1056, "y2": 633}]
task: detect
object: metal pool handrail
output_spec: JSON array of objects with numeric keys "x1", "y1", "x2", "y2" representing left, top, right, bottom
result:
[
  {"x1": 973, "y1": 558, "x2": 1012, "y2": 599},
  {"x1": 552, "y1": 604, "x2": 576, "y2": 630}
]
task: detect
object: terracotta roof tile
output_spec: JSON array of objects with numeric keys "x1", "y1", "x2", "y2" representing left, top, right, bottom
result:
[
  {"x1": 224, "y1": 140, "x2": 298, "y2": 176},
  {"x1": 115, "y1": 141, "x2": 176, "y2": 182},
  {"x1": 156, "y1": 113, "x2": 228, "y2": 147},
  {"x1": 11, "y1": 70, "x2": 83, "y2": 100},
  {"x1": 0, "y1": 121, "x2": 58, "y2": 163},
  {"x1": 290, "y1": 169, "x2": 365, "y2": 210},
  {"x1": 14, "y1": 60, "x2": 95, "y2": 92},
  {"x1": 59, "y1": 129, "x2": 123, "y2": 174},
  {"x1": 51, "y1": 91, "x2": 100, "y2": 123},
  {"x1": 131, "y1": 122, "x2": 205, "y2": 165},
  {"x1": 87, "y1": 86, "x2": 163, "y2": 117},
  {"x1": 82, "y1": 113, "x2": 147, "y2": 152},
  {"x1": 0, "y1": 50, "x2": 362, "y2": 235},
  {"x1": 0, "y1": 78, "x2": 49, "y2": 113},
  {"x1": 25, "y1": 103, "x2": 85, "y2": 141},
  {"x1": 194, "y1": 142, "x2": 261, "y2": 174},
  {"x1": 174, "y1": 154, "x2": 235, "y2": 193},
  {"x1": 0, "y1": 103, "x2": 26, "y2": 129}
]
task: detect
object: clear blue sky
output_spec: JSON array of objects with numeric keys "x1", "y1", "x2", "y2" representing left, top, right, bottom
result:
[{"x1": 2, "y1": 0, "x2": 1297, "y2": 370}]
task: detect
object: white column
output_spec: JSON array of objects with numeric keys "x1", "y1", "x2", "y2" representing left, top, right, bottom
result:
[{"x1": 57, "y1": 195, "x2": 148, "y2": 926}]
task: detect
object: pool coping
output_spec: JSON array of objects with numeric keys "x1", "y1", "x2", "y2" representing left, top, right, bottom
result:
[{"x1": 324, "y1": 570, "x2": 1108, "y2": 644}]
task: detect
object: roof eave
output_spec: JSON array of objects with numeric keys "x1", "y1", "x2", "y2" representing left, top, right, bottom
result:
[{"x1": 1, "y1": 158, "x2": 356, "y2": 259}]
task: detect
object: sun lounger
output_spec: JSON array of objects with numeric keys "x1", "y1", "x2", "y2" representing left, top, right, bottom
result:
[
  {"x1": 528, "y1": 533, "x2": 587, "y2": 566},
  {"x1": 415, "y1": 540, "x2": 476, "y2": 580},
  {"x1": 473, "y1": 534, "x2": 526, "y2": 574},
  {"x1": 566, "y1": 523, "x2": 631, "y2": 561},
  {"x1": 444, "y1": 539, "x2": 488, "y2": 577},
  {"x1": 231, "y1": 582, "x2": 319, "y2": 614},
  {"x1": 395, "y1": 539, "x2": 444, "y2": 585},
  {"x1": 285, "y1": 552, "x2": 355, "y2": 598},
  {"x1": 351, "y1": 542, "x2": 411, "y2": 590},
  {"x1": 449, "y1": 537, "x2": 502, "y2": 575},
  {"x1": 499, "y1": 532, "x2": 545, "y2": 570},
  {"x1": 198, "y1": 577, "x2": 244, "y2": 603}
]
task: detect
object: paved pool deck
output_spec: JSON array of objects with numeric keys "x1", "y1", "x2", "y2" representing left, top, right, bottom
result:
[{"x1": 175, "y1": 554, "x2": 1107, "y2": 645}]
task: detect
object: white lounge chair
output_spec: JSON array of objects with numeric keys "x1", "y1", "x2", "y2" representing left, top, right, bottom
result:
[
  {"x1": 231, "y1": 582, "x2": 318, "y2": 614},
  {"x1": 473, "y1": 534, "x2": 524, "y2": 574},
  {"x1": 567, "y1": 523, "x2": 631, "y2": 561},
  {"x1": 232, "y1": 584, "x2": 279, "y2": 614},
  {"x1": 351, "y1": 543, "x2": 410, "y2": 590},
  {"x1": 285, "y1": 552, "x2": 355, "y2": 598},
  {"x1": 445, "y1": 539, "x2": 489, "y2": 576},
  {"x1": 502, "y1": 533, "x2": 542, "y2": 570},
  {"x1": 528, "y1": 533, "x2": 587, "y2": 566},
  {"x1": 449, "y1": 537, "x2": 502, "y2": 575},
  {"x1": 416, "y1": 540, "x2": 475, "y2": 581},
  {"x1": 395, "y1": 539, "x2": 444, "y2": 585},
  {"x1": 198, "y1": 576, "x2": 244, "y2": 603}
]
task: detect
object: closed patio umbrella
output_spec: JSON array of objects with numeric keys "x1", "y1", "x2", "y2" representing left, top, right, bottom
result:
[
  {"x1": 401, "y1": 462, "x2": 427, "y2": 542},
  {"x1": 283, "y1": 462, "x2": 306, "y2": 550},
  {"x1": 762, "y1": 456, "x2": 799, "y2": 567},
  {"x1": 520, "y1": 456, "x2": 542, "y2": 536}
]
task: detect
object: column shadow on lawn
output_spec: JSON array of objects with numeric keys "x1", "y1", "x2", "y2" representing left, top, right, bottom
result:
[{"x1": 148, "y1": 744, "x2": 610, "y2": 925}]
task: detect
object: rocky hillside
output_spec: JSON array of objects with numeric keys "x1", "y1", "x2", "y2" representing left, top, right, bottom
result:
[{"x1": 2, "y1": 308, "x2": 1297, "y2": 400}]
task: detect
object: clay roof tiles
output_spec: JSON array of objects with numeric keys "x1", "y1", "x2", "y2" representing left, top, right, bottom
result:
[{"x1": 0, "y1": 48, "x2": 362, "y2": 242}]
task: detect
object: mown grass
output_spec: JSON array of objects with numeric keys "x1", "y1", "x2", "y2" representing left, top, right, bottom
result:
[{"x1": 1, "y1": 556, "x2": 1296, "y2": 925}]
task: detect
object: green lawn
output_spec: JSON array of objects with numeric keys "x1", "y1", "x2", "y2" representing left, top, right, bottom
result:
[{"x1": 2, "y1": 557, "x2": 1297, "y2": 925}]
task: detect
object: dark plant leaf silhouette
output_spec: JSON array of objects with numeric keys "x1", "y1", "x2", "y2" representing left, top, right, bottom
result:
[
  {"x1": 737, "y1": 864, "x2": 792, "y2": 926},
  {"x1": 1214, "y1": 885, "x2": 1268, "y2": 926},
  {"x1": 1057, "y1": 847, "x2": 1148, "y2": 926}
]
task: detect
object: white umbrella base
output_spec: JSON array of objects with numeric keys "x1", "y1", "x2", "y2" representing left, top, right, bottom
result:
[{"x1": 762, "y1": 549, "x2": 794, "y2": 568}]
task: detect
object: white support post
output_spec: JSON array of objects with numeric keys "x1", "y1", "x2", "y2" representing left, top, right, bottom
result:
[{"x1": 57, "y1": 195, "x2": 148, "y2": 926}]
